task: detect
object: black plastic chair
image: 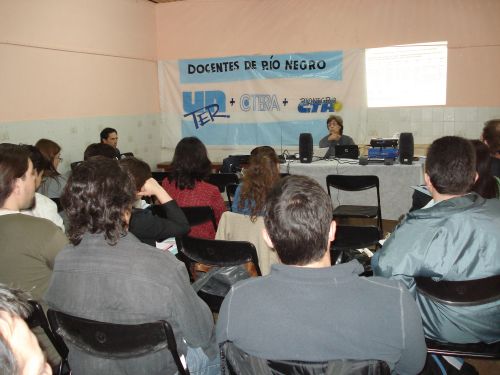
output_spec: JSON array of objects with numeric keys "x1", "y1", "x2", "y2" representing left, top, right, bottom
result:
[
  {"x1": 151, "y1": 171, "x2": 170, "y2": 184},
  {"x1": 180, "y1": 236, "x2": 262, "y2": 312},
  {"x1": 120, "y1": 152, "x2": 134, "y2": 158},
  {"x1": 221, "y1": 341, "x2": 391, "y2": 375},
  {"x1": 26, "y1": 301, "x2": 70, "y2": 375},
  {"x1": 180, "y1": 206, "x2": 218, "y2": 233},
  {"x1": 47, "y1": 309, "x2": 190, "y2": 375},
  {"x1": 415, "y1": 275, "x2": 500, "y2": 359},
  {"x1": 207, "y1": 173, "x2": 239, "y2": 193},
  {"x1": 226, "y1": 183, "x2": 239, "y2": 211},
  {"x1": 326, "y1": 175, "x2": 383, "y2": 251}
]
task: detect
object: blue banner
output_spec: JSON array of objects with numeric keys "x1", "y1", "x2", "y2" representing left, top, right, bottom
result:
[{"x1": 179, "y1": 51, "x2": 343, "y2": 84}]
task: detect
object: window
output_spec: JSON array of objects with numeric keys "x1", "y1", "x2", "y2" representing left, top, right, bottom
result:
[{"x1": 365, "y1": 41, "x2": 447, "y2": 107}]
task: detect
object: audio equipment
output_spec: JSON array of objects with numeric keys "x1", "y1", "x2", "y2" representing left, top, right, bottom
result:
[
  {"x1": 299, "y1": 133, "x2": 313, "y2": 163},
  {"x1": 399, "y1": 133, "x2": 414, "y2": 165}
]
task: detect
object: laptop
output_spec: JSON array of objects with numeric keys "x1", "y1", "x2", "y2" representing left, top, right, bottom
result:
[{"x1": 335, "y1": 145, "x2": 359, "y2": 159}]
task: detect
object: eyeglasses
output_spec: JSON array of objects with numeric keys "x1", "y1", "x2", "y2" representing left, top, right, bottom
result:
[{"x1": 57, "y1": 157, "x2": 63, "y2": 162}]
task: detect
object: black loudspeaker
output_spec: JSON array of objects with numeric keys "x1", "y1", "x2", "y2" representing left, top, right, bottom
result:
[
  {"x1": 299, "y1": 133, "x2": 313, "y2": 163},
  {"x1": 399, "y1": 132, "x2": 414, "y2": 165}
]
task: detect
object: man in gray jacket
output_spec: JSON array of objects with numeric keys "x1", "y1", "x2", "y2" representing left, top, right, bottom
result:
[
  {"x1": 373, "y1": 136, "x2": 500, "y2": 344},
  {"x1": 217, "y1": 175, "x2": 426, "y2": 375}
]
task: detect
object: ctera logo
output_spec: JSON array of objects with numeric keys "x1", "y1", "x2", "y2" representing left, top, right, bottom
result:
[{"x1": 183, "y1": 91, "x2": 230, "y2": 129}]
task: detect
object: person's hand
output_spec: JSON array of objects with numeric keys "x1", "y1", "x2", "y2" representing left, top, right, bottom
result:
[
  {"x1": 328, "y1": 131, "x2": 341, "y2": 142},
  {"x1": 138, "y1": 177, "x2": 172, "y2": 204}
]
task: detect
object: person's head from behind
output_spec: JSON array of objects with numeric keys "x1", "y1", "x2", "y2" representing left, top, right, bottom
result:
[
  {"x1": 25, "y1": 146, "x2": 51, "y2": 190},
  {"x1": 326, "y1": 114, "x2": 344, "y2": 135},
  {"x1": 119, "y1": 157, "x2": 152, "y2": 192},
  {"x1": 241, "y1": 146, "x2": 280, "y2": 220},
  {"x1": 170, "y1": 137, "x2": 211, "y2": 190},
  {"x1": 0, "y1": 284, "x2": 51, "y2": 375},
  {"x1": 481, "y1": 119, "x2": 500, "y2": 156},
  {"x1": 100, "y1": 127, "x2": 118, "y2": 148},
  {"x1": 264, "y1": 175, "x2": 335, "y2": 266},
  {"x1": 61, "y1": 158, "x2": 136, "y2": 246},
  {"x1": 84, "y1": 143, "x2": 117, "y2": 161},
  {"x1": 0, "y1": 144, "x2": 36, "y2": 211},
  {"x1": 470, "y1": 139, "x2": 498, "y2": 199},
  {"x1": 34, "y1": 139, "x2": 61, "y2": 176},
  {"x1": 425, "y1": 136, "x2": 476, "y2": 197}
]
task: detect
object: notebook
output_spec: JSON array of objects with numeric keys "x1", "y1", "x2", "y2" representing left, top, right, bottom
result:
[{"x1": 335, "y1": 145, "x2": 360, "y2": 159}]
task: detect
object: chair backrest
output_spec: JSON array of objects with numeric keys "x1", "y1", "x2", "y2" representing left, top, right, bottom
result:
[
  {"x1": 47, "y1": 310, "x2": 190, "y2": 375},
  {"x1": 26, "y1": 301, "x2": 69, "y2": 358},
  {"x1": 221, "y1": 342, "x2": 391, "y2": 375},
  {"x1": 120, "y1": 152, "x2": 134, "y2": 158},
  {"x1": 215, "y1": 211, "x2": 279, "y2": 275},
  {"x1": 180, "y1": 236, "x2": 262, "y2": 276},
  {"x1": 180, "y1": 206, "x2": 218, "y2": 232},
  {"x1": 151, "y1": 171, "x2": 170, "y2": 184},
  {"x1": 415, "y1": 275, "x2": 500, "y2": 306},
  {"x1": 226, "y1": 183, "x2": 239, "y2": 210},
  {"x1": 207, "y1": 173, "x2": 240, "y2": 193},
  {"x1": 326, "y1": 174, "x2": 382, "y2": 232},
  {"x1": 326, "y1": 175, "x2": 379, "y2": 193}
]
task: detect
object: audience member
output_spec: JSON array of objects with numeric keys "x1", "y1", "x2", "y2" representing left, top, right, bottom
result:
[
  {"x1": 21, "y1": 146, "x2": 64, "y2": 230},
  {"x1": 0, "y1": 143, "x2": 68, "y2": 366},
  {"x1": 34, "y1": 139, "x2": 67, "y2": 198},
  {"x1": 0, "y1": 284, "x2": 52, "y2": 375},
  {"x1": 319, "y1": 114, "x2": 355, "y2": 159},
  {"x1": 232, "y1": 146, "x2": 280, "y2": 220},
  {"x1": 470, "y1": 140, "x2": 500, "y2": 199},
  {"x1": 217, "y1": 175, "x2": 426, "y2": 375},
  {"x1": 162, "y1": 137, "x2": 226, "y2": 239},
  {"x1": 481, "y1": 119, "x2": 500, "y2": 177},
  {"x1": 83, "y1": 142, "x2": 117, "y2": 160},
  {"x1": 99, "y1": 127, "x2": 121, "y2": 159},
  {"x1": 120, "y1": 157, "x2": 190, "y2": 246},
  {"x1": 373, "y1": 136, "x2": 500, "y2": 345},
  {"x1": 45, "y1": 158, "x2": 218, "y2": 375}
]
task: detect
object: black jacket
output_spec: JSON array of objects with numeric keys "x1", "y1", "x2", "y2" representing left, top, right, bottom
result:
[{"x1": 129, "y1": 201, "x2": 190, "y2": 246}]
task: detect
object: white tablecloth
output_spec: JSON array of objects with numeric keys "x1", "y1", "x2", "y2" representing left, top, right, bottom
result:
[{"x1": 280, "y1": 159, "x2": 424, "y2": 220}]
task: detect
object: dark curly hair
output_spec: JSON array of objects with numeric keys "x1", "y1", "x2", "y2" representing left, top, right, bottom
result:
[
  {"x1": 168, "y1": 137, "x2": 212, "y2": 190},
  {"x1": 239, "y1": 146, "x2": 280, "y2": 222},
  {"x1": 61, "y1": 158, "x2": 136, "y2": 246}
]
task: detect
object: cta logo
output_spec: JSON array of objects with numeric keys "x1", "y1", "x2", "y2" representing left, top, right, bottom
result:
[
  {"x1": 298, "y1": 97, "x2": 337, "y2": 113},
  {"x1": 183, "y1": 91, "x2": 230, "y2": 129}
]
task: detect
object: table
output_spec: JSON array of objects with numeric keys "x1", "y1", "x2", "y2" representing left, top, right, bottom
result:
[{"x1": 280, "y1": 160, "x2": 424, "y2": 220}]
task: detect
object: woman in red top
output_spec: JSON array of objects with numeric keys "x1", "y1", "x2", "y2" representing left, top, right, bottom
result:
[{"x1": 162, "y1": 137, "x2": 226, "y2": 239}]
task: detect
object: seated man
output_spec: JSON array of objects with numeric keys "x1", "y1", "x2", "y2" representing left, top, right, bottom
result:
[
  {"x1": 373, "y1": 136, "x2": 500, "y2": 344},
  {"x1": 0, "y1": 143, "x2": 68, "y2": 366},
  {"x1": 119, "y1": 157, "x2": 190, "y2": 246},
  {"x1": 216, "y1": 175, "x2": 426, "y2": 375},
  {"x1": 99, "y1": 127, "x2": 121, "y2": 159},
  {"x1": 45, "y1": 158, "x2": 218, "y2": 375},
  {"x1": 0, "y1": 284, "x2": 52, "y2": 375}
]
